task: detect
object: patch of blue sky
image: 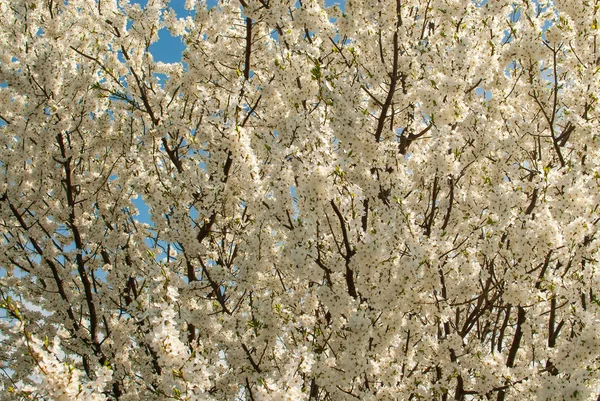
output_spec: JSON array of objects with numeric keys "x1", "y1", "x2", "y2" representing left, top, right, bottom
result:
[
  {"x1": 150, "y1": 29, "x2": 186, "y2": 64},
  {"x1": 132, "y1": 193, "x2": 153, "y2": 225},
  {"x1": 190, "y1": 205, "x2": 199, "y2": 221},
  {"x1": 126, "y1": 0, "x2": 192, "y2": 65},
  {"x1": 476, "y1": 87, "x2": 492, "y2": 102},
  {"x1": 0, "y1": 92, "x2": 9, "y2": 127},
  {"x1": 290, "y1": 186, "x2": 299, "y2": 218}
]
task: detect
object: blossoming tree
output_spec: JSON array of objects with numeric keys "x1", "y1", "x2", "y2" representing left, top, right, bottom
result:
[{"x1": 1, "y1": 0, "x2": 600, "y2": 399}]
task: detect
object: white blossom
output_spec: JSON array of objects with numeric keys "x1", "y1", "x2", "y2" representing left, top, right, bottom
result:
[{"x1": 1, "y1": 0, "x2": 600, "y2": 400}]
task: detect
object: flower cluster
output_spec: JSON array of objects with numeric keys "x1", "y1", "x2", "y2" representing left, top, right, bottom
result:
[{"x1": 2, "y1": 0, "x2": 600, "y2": 400}]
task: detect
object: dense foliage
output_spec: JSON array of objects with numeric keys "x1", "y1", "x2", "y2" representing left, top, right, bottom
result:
[{"x1": 2, "y1": 0, "x2": 600, "y2": 399}]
